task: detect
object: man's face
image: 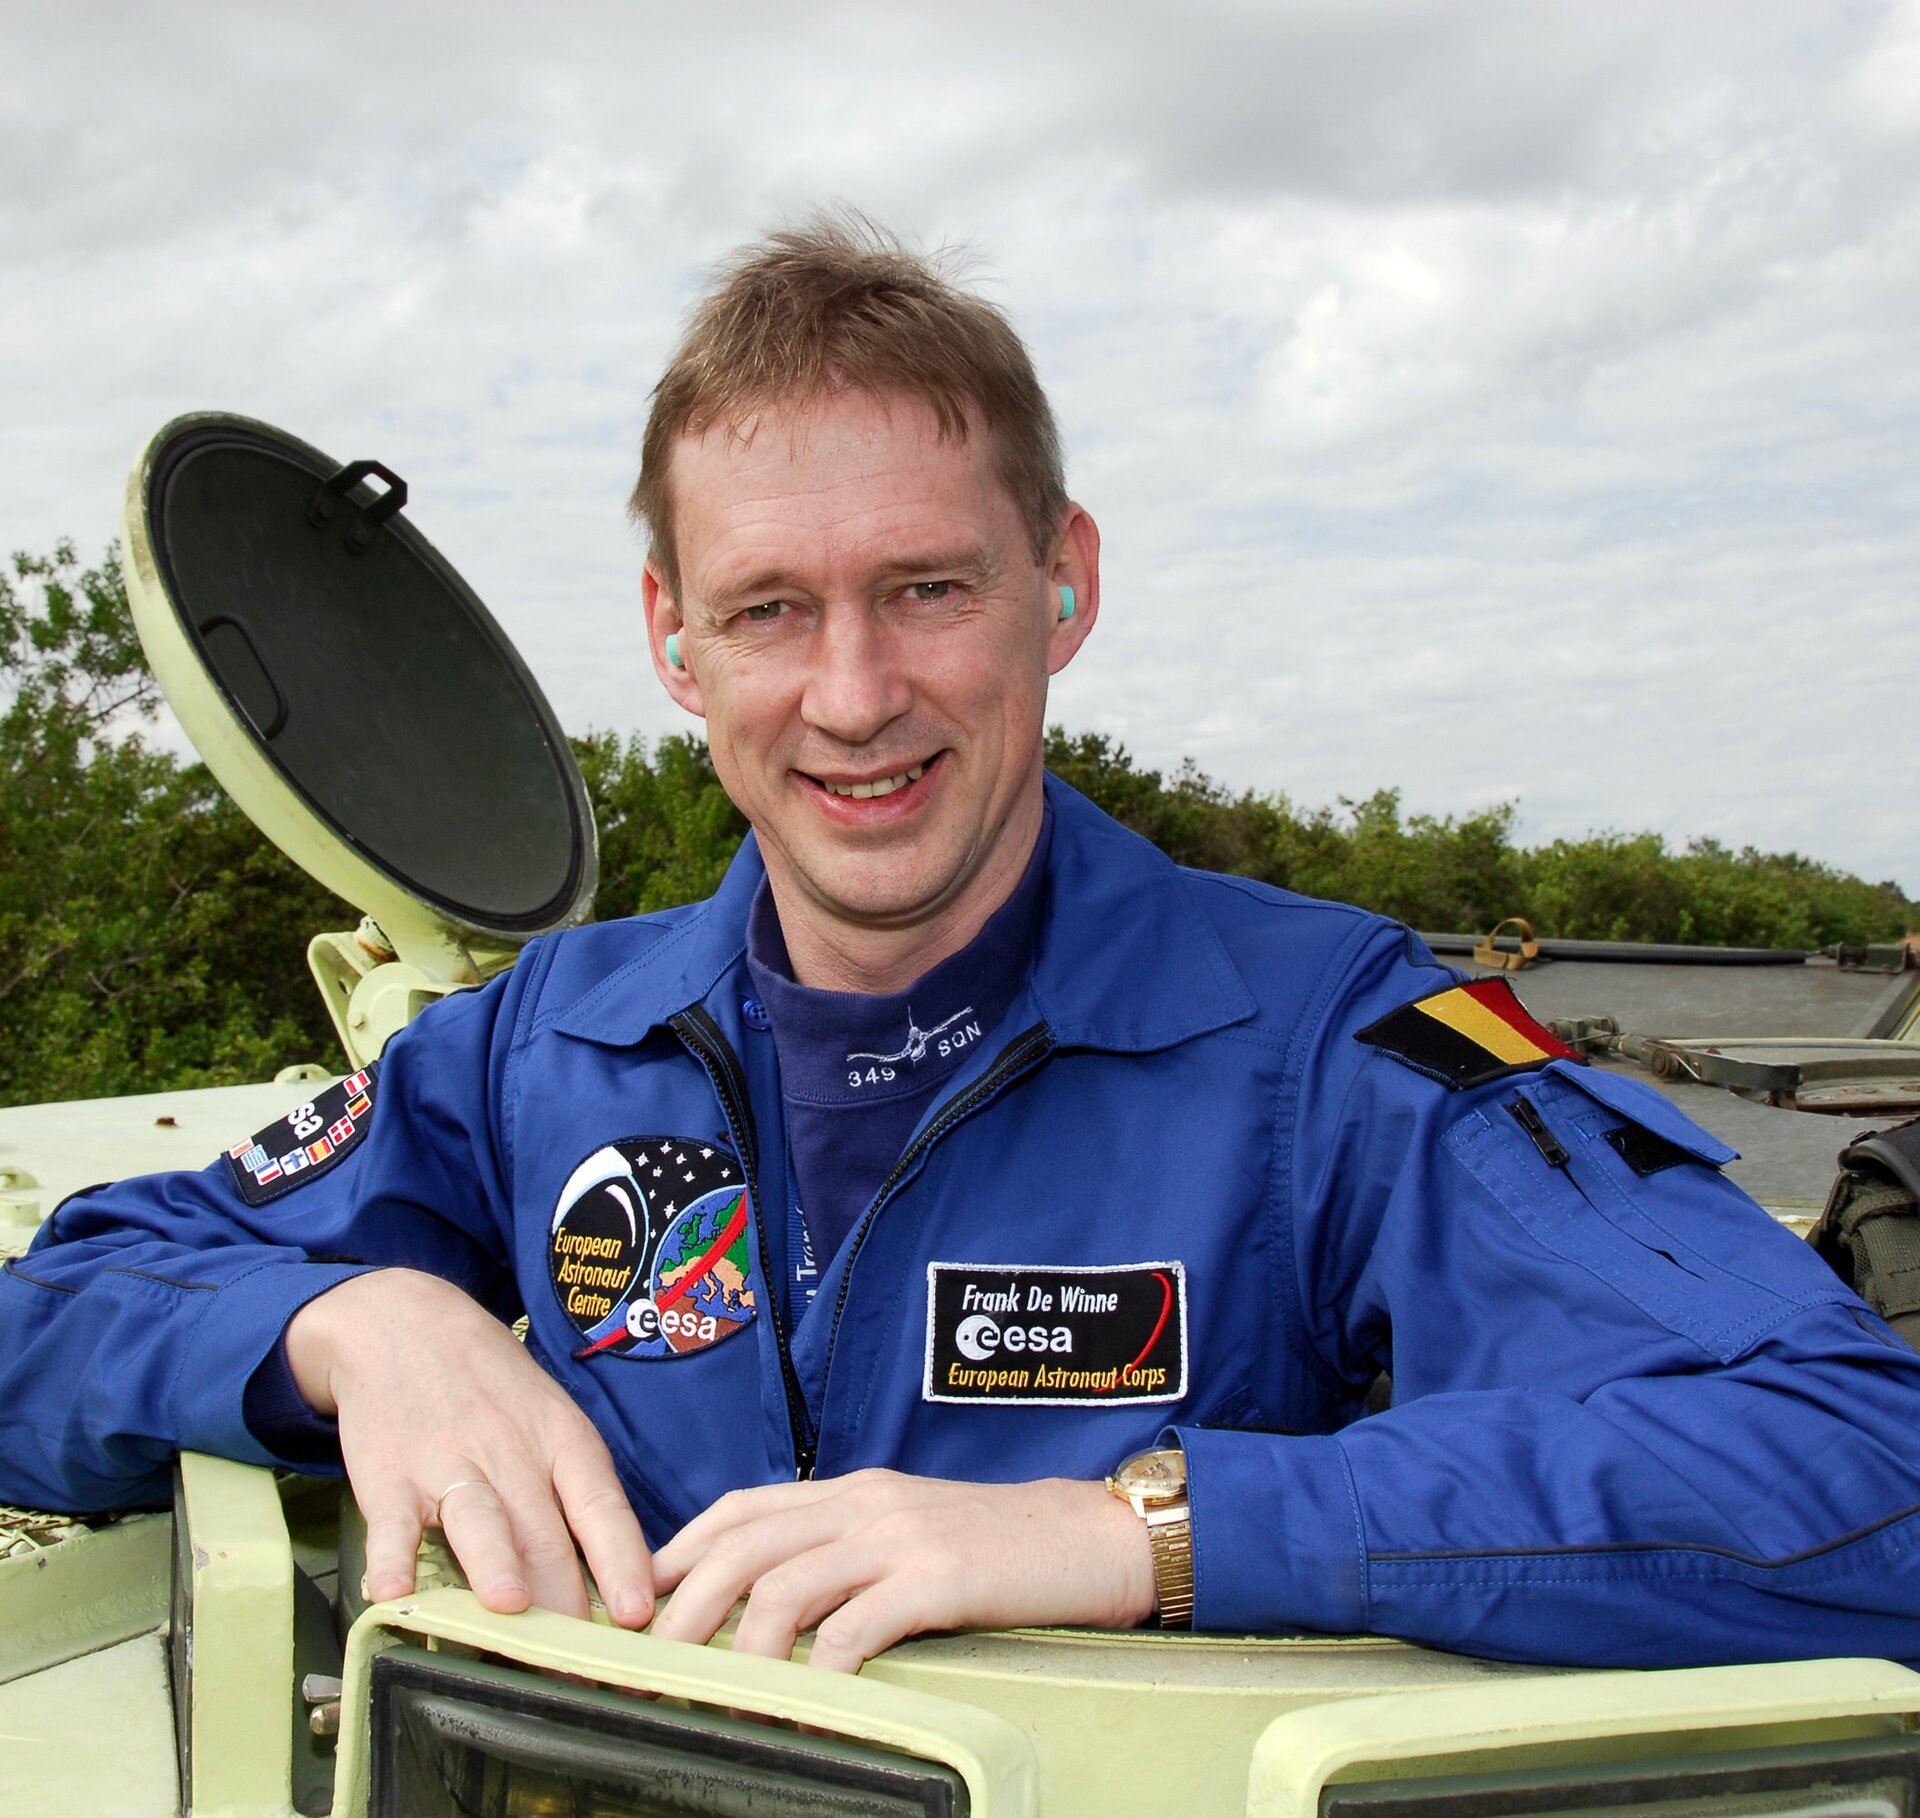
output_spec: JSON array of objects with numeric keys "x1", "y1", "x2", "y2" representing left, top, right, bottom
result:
[{"x1": 643, "y1": 389, "x2": 1097, "y2": 978}]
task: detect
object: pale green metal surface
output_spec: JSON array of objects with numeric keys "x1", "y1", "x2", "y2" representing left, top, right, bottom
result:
[
  {"x1": 0, "y1": 1629, "x2": 179, "y2": 1816},
  {"x1": 866, "y1": 1626, "x2": 1565, "y2": 1816},
  {"x1": 177, "y1": 1451, "x2": 295, "y2": 1816},
  {"x1": 306, "y1": 928, "x2": 512, "y2": 1072},
  {"x1": 334, "y1": 1495, "x2": 1564, "y2": 1815},
  {"x1": 0, "y1": 1511, "x2": 170, "y2": 1685},
  {"x1": 332, "y1": 1586, "x2": 1039, "y2": 1818},
  {"x1": 0, "y1": 1077, "x2": 323, "y2": 1242},
  {"x1": 1245, "y1": 1656, "x2": 1920, "y2": 1815}
]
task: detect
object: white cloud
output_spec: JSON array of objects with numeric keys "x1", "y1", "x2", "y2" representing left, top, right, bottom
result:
[{"x1": 4, "y1": 0, "x2": 1917, "y2": 891}]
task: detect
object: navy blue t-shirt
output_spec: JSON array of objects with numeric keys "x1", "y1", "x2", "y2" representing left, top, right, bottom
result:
[{"x1": 745, "y1": 817, "x2": 1051, "y2": 1321}]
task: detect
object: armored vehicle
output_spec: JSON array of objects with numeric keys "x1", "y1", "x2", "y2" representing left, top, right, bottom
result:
[{"x1": 4, "y1": 414, "x2": 1920, "y2": 1815}]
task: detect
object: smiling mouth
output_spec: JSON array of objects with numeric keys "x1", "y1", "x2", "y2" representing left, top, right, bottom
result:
[{"x1": 815, "y1": 760, "x2": 930, "y2": 801}]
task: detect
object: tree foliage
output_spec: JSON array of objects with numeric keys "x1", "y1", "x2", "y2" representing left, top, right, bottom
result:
[
  {"x1": 1, "y1": 544, "x2": 349, "y2": 1106},
  {"x1": 2, "y1": 545, "x2": 1911, "y2": 1108},
  {"x1": 1046, "y1": 729, "x2": 1916, "y2": 948},
  {"x1": 575, "y1": 729, "x2": 748, "y2": 920}
]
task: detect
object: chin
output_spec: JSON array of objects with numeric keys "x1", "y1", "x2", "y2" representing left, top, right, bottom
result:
[{"x1": 817, "y1": 876, "x2": 954, "y2": 928}]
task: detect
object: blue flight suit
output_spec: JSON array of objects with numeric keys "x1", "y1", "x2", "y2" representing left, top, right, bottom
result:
[{"x1": 5, "y1": 775, "x2": 1920, "y2": 1668}]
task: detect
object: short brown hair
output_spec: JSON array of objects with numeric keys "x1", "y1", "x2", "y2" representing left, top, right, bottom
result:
[{"x1": 631, "y1": 212, "x2": 1068, "y2": 599}]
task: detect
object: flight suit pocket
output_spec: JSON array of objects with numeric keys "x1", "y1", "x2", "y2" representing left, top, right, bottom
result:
[{"x1": 1444, "y1": 1069, "x2": 1835, "y2": 1363}]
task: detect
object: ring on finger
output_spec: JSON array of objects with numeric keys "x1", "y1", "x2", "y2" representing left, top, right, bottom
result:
[{"x1": 433, "y1": 1478, "x2": 492, "y2": 1528}]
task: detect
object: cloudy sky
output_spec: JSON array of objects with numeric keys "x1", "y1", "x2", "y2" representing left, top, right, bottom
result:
[{"x1": 6, "y1": 1, "x2": 1917, "y2": 892}]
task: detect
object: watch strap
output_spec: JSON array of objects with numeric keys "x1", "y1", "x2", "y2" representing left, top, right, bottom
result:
[
  {"x1": 1106, "y1": 1448, "x2": 1194, "y2": 1631},
  {"x1": 1144, "y1": 1501, "x2": 1194, "y2": 1628}
]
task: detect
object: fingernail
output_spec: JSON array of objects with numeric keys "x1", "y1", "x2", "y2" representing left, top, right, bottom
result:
[{"x1": 613, "y1": 1589, "x2": 653, "y2": 1627}]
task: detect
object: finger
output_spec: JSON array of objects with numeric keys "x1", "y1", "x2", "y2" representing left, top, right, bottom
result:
[
  {"x1": 437, "y1": 1480, "x2": 534, "y2": 1614},
  {"x1": 653, "y1": 1476, "x2": 876, "y2": 1587},
  {"x1": 360, "y1": 1496, "x2": 427, "y2": 1603},
  {"x1": 553, "y1": 1448, "x2": 654, "y2": 1628},
  {"x1": 805, "y1": 1570, "x2": 949, "y2": 1673},
  {"x1": 489, "y1": 1472, "x2": 593, "y2": 1620},
  {"x1": 651, "y1": 1503, "x2": 860, "y2": 1646},
  {"x1": 730, "y1": 1538, "x2": 884, "y2": 1662}
]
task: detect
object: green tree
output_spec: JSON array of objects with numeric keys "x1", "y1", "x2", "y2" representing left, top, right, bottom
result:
[
  {"x1": 575, "y1": 730, "x2": 748, "y2": 917},
  {"x1": 3, "y1": 544, "x2": 1912, "y2": 1110},
  {"x1": 1041, "y1": 724, "x2": 1913, "y2": 945},
  {"x1": 0, "y1": 543, "x2": 346, "y2": 1106}
]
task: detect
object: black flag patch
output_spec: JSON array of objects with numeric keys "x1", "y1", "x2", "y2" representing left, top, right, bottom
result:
[
  {"x1": 224, "y1": 1068, "x2": 377, "y2": 1206},
  {"x1": 1357, "y1": 977, "x2": 1580, "y2": 1090}
]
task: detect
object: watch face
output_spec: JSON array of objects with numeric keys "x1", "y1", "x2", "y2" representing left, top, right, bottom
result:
[{"x1": 1115, "y1": 1448, "x2": 1186, "y2": 1500}]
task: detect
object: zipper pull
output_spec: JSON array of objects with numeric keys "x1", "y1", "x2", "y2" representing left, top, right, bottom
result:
[{"x1": 1508, "y1": 1096, "x2": 1570, "y2": 1169}]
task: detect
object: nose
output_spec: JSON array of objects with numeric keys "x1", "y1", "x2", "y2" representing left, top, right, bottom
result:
[{"x1": 800, "y1": 604, "x2": 914, "y2": 747}]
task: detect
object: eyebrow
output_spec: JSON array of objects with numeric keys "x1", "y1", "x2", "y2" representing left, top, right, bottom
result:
[
  {"x1": 713, "y1": 546, "x2": 999, "y2": 607},
  {"x1": 878, "y1": 546, "x2": 996, "y2": 584}
]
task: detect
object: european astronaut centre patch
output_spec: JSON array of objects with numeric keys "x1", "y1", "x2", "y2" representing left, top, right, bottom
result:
[
  {"x1": 923, "y1": 1262, "x2": 1187, "y2": 1404},
  {"x1": 549, "y1": 1136, "x2": 757, "y2": 1361},
  {"x1": 224, "y1": 1067, "x2": 377, "y2": 1206}
]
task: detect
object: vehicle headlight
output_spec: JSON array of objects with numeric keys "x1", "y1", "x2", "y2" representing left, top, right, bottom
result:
[
  {"x1": 369, "y1": 1645, "x2": 969, "y2": 1817},
  {"x1": 1317, "y1": 1733, "x2": 1920, "y2": 1817}
]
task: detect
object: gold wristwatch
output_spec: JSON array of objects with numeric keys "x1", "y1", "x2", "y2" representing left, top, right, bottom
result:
[{"x1": 1105, "y1": 1446, "x2": 1193, "y2": 1630}]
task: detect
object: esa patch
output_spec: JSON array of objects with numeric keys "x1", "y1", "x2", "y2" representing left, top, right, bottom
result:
[
  {"x1": 549, "y1": 1136, "x2": 757, "y2": 1361},
  {"x1": 1356, "y1": 977, "x2": 1580, "y2": 1090},
  {"x1": 923, "y1": 1262, "x2": 1186, "y2": 1405},
  {"x1": 224, "y1": 1068, "x2": 377, "y2": 1206}
]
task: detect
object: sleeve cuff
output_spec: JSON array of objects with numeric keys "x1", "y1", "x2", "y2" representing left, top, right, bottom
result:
[
  {"x1": 242, "y1": 1336, "x2": 342, "y2": 1468},
  {"x1": 1171, "y1": 1424, "x2": 1369, "y2": 1636}
]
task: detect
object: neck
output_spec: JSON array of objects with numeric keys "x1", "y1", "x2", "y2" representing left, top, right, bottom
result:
[{"x1": 767, "y1": 795, "x2": 1044, "y2": 995}]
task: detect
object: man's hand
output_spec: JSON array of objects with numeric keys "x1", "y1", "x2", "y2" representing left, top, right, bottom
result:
[
  {"x1": 650, "y1": 1468, "x2": 1156, "y2": 1671},
  {"x1": 285, "y1": 1269, "x2": 653, "y2": 1628}
]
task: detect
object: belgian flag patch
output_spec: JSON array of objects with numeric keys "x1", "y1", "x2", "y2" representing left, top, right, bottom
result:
[{"x1": 1357, "y1": 977, "x2": 1580, "y2": 1089}]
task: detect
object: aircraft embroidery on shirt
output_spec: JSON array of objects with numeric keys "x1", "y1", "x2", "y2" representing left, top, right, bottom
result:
[{"x1": 847, "y1": 1004, "x2": 977, "y2": 1067}]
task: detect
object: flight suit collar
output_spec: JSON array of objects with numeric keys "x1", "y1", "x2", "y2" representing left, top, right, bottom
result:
[{"x1": 545, "y1": 774, "x2": 1257, "y2": 1054}]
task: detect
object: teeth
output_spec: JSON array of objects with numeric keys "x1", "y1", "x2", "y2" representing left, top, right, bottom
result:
[{"x1": 825, "y1": 764, "x2": 925, "y2": 800}]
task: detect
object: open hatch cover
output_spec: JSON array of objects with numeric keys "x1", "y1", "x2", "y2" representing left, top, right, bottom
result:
[{"x1": 122, "y1": 413, "x2": 597, "y2": 950}]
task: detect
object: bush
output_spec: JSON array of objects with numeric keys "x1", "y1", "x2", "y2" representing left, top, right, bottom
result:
[{"x1": 1042, "y1": 728, "x2": 1914, "y2": 947}]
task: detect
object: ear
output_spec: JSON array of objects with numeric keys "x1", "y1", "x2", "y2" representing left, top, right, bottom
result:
[
  {"x1": 1045, "y1": 504, "x2": 1101, "y2": 677},
  {"x1": 643, "y1": 559, "x2": 707, "y2": 718}
]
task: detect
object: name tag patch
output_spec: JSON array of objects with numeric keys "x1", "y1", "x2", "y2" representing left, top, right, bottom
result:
[
  {"x1": 549, "y1": 1136, "x2": 757, "y2": 1362},
  {"x1": 923, "y1": 1262, "x2": 1186, "y2": 1404},
  {"x1": 224, "y1": 1068, "x2": 377, "y2": 1206}
]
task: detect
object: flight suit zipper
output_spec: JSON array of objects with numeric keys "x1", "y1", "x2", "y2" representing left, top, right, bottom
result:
[
  {"x1": 814, "y1": 1024, "x2": 1056, "y2": 1467},
  {"x1": 671, "y1": 1006, "x2": 813, "y2": 1477},
  {"x1": 1509, "y1": 1094, "x2": 1570, "y2": 1169}
]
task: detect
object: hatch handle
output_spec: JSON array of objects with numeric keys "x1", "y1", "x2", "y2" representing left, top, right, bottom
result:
[
  {"x1": 307, "y1": 459, "x2": 409, "y2": 553},
  {"x1": 198, "y1": 613, "x2": 289, "y2": 740}
]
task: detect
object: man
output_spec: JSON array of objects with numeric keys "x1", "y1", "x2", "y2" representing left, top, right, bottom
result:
[{"x1": 6, "y1": 219, "x2": 1920, "y2": 1675}]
